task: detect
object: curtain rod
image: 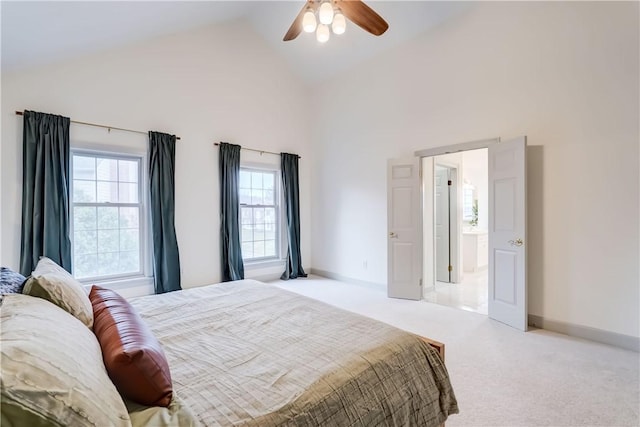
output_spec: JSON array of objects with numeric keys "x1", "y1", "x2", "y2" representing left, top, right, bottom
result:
[
  {"x1": 15, "y1": 111, "x2": 181, "y2": 140},
  {"x1": 214, "y1": 142, "x2": 301, "y2": 159}
]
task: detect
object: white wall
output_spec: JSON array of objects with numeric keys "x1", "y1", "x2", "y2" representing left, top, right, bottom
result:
[
  {"x1": 310, "y1": 2, "x2": 639, "y2": 338},
  {"x1": 1, "y1": 20, "x2": 312, "y2": 287}
]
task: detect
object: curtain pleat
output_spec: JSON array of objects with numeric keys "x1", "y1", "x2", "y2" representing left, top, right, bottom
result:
[
  {"x1": 219, "y1": 142, "x2": 244, "y2": 281},
  {"x1": 280, "y1": 153, "x2": 307, "y2": 280},
  {"x1": 19, "y1": 110, "x2": 72, "y2": 275},
  {"x1": 149, "y1": 131, "x2": 182, "y2": 294}
]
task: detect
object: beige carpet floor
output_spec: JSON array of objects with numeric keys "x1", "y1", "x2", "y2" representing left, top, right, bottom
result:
[{"x1": 270, "y1": 275, "x2": 640, "y2": 427}]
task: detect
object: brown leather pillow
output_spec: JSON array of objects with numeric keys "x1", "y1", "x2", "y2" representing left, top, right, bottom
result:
[{"x1": 89, "y1": 286, "x2": 173, "y2": 407}]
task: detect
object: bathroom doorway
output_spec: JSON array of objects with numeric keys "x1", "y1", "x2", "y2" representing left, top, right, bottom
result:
[{"x1": 424, "y1": 149, "x2": 489, "y2": 315}]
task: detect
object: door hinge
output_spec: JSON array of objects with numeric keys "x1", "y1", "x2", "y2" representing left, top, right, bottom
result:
[
  {"x1": 448, "y1": 180, "x2": 452, "y2": 186},
  {"x1": 448, "y1": 265, "x2": 453, "y2": 272},
  {"x1": 419, "y1": 278, "x2": 422, "y2": 287}
]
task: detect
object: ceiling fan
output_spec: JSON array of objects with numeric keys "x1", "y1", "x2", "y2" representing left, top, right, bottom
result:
[{"x1": 283, "y1": 0, "x2": 389, "y2": 42}]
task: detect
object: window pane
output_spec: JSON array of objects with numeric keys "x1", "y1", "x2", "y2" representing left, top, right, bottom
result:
[
  {"x1": 239, "y1": 189, "x2": 251, "y2": 205},
  {"x1": 98, "y1": 252, "x2": 119, "y2": 276},
  {"x1": 263, "y1": 173, "x2": 274, "y2": 190},
  {"x1": 73, "y1": 156, "x2": 96, "y2": 180},
  {"x1": 254, "y1": 224, "x2": 265, "y2": 241},
  {"x1": 97, "y1": 207, "x2": 118, "y2": 230},
  {"x1": 97, "y1": 181, "x2": 118, "y2": 203},
  {"x1": 241, "y1": 207, "x2": 252, "y2": 225},
  {"x1": 119, "y1": 207, "x2": 139, "y2": 228},
  {"x1": 241, "y1": 242, "x2": 253, "y2": 259},
  {"x1": 96, "y1": 158, "x2": 118, "y2": 181},
  {"x1": 239, "y1": 170, "x2": 251, "y2": 189},
  {"x1": 265, "y1": 208, "x2": 276, "y2": 223},
  {"x1": 264, "y1": 224, "x2": 275, "y2": 240},
  {"x1": 74, "y1": 230, "x2": 97, "y2": 255},
  {"x1": 118, "y1": 183, "x2": 138, "y2": 203},
  {"x1": 263, "y1": 190, "x2": 275, "y2": 205},
  {"x1": 74, "y1": 254, "x2": 97, "y2": 279},
  {"x1": 119, "y1": 229, "x2": 139, "y2": 252},
  {"x1": 253, "y1": 208, "x2": 265, "y2": 224},
  {"x1": 251, "y1": 172, "x2": 263, "y2": 189},
  {"x1": 251, "y1": 189, "x2": 263, "y2": 205},
  {"x1": 119, "y1": 251, "x2": 139, "y2": 274},
  {"x1": 74, "y1": 207, "x2": 96, "y2": 231},
  {"x1": 265, "y1": 240, "x2": 276, "y2": 257},
  {"x1": 98, "y1": 229, "x2": 119, "y2": 253},
  {"x1": 118, "y1": 160, "x2": 138, "y2": 183},
  {"x1": 253, "y1": 240, "x2": 265, "y2": 258},
  {"x1": 241, "y1": 226, "x2": 253, "y2": 243},
  {"x1": 73, "y1": 180, "x2": 96, "y2": 202}
]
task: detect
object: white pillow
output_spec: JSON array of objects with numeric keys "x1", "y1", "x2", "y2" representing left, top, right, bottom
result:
[
  {"x1": 0, "y1": 294, "x2": 131, "y2": 427},
  {"x1": 22, "y1": 256, "x2": 93, "y2": 329}
]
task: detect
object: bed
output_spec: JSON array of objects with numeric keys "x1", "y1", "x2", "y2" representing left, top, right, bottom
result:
[
  {"x1": 126, "y1": 279, "x2": 459, "y2": 427},
  {"x1": 1, "y1": 266, "x2": 458, "y2": 427}
]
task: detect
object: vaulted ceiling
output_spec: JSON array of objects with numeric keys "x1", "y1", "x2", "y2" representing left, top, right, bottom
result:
[{"x1": 1, "y1": 1, "x2": 471, "y2": 82}]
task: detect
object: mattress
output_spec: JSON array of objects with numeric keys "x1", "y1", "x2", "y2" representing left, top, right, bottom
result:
[{"x1": 129, "y1": 279, "x2": 458, "y2": 426}]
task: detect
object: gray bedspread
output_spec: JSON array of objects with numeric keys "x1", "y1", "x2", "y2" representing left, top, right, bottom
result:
[{"x1": 130, "y1": 280, "x2": 458, "y2": 427}]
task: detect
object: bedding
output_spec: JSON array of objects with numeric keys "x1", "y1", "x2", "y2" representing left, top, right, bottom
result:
[
  {"x1": 0, "y1": 267, "x2": 26, "y2": 295},
  {"x1": 0, "y1": 294, "x2": 131, "y2": 427},
  {"x1": 22, "y1": 257, "x2": 93, "y2": 328},
  {"x1": 130, "y1": 279, "x2": 458, "y2": 427}
]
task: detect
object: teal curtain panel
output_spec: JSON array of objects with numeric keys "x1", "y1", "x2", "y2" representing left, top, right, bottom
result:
[
  {"x1": 19, "y1": 110, "x2": 72, "y2": 276},
  {"x1": 148, "y1": 131, "x2": 182, "y2": 293},
  {"x1": 280, "y1": 153, "x2": 307, "y2": 280},
  {"x1": 219, "y1": 142, "x2": 244, "y2": 281}
]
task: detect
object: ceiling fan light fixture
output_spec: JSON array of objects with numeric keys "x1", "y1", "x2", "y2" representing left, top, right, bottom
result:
[
  {"x1": 316, "y1": 23, "x2": 330, "y2": 43},
  {"x1": 332, "y1": 13, "x2": 346, "y2": 35},
  {"x1": 302, "y1": 10, "x2": 317, "y2": 32},
  {"x1": 318, "y1": 2, "x2": 334, "y2": 25}
]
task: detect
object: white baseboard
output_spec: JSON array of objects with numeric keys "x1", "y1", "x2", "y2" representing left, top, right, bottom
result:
[
  {"x1": 309, "y1": 268, "x2": 639, "y2": 353},
  {"x1": 528, "y1": 314, "x2": 639, "y2": 352},
  {"x1": 309, "y1": 268, "x2": 386, "y2": 291}
]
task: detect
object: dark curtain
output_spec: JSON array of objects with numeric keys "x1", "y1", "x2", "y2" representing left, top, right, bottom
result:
[
  {"x1": 280, "y1": 153, "x2": 307, "y2": 280},
  {"x1": 19, "y1": 110, "x2": 72, "y2": 276},
  {"x1": 149, "y1": 131, "x2": 181, "y2": 294},
  {"x1": 219, "y1": 142, "x2": 244, "y2": 281}
]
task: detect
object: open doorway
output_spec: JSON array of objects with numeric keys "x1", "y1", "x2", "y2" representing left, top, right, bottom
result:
[
  {"x1": 424, "y1": 149, "x2": 489, "y2": 315},
  {"x1": 388, "y1": 136, "x2": 527, "y2": 330}
]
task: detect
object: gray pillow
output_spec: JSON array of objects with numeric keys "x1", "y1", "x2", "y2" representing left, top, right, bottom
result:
[
  {"x1": 0, "y1": 267, "x2": 26, "y2": 295},
  {"x1": 22, "y1": 257, "x2": 93, "y2": 329},
  {"x1": 0, "y1": 294, "x2": 132, "y2": 427}
]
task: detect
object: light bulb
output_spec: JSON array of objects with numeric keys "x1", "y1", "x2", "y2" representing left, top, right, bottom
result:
[
  {"x1": 302, "y1": 10, "x2": 317, "y2": 33},
  {"x1": 332, "y1": 13, "x2": 346, "y2": 35},
  {"x1": 316, "y1": 24, "x2": 330, "y2": 43},
  {"x1": 318, "y1": 2, "x2": 334, "y2": 25}
]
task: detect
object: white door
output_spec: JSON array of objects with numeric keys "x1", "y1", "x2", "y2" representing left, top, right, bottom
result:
[
  {"x1": 488, "y1": 136, "x2": 527, "y2": 330},
  {"x1": 387, "y1": 157, "x2": 422, "y2": 300},
  {"x1": 435, "y1": 167, "x2": 450, "y2": 283}
]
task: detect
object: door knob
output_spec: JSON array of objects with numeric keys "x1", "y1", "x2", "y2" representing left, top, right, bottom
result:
[
  {"x1": 508, "y1": 238, "x2": 524, "y2": 247},
  {"x1": 389, "y1": 232, "x2": 398, "y2": 238}
]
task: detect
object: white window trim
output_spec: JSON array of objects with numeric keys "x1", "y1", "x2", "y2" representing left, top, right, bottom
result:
[
  {"x1": 70, "y1": 147, "x2": 153, "y2": 285},
  {"x1": 239, "y1": 162, "x2": 287, "y2": 268}
]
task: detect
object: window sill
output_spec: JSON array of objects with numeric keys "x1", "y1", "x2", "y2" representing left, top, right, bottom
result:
[
  {"x1": 82, "y1": 276, "x2": 154, "y2": 298},
  {"x1": 244, "y1": 259, "x2": 285, "y2": 270}
]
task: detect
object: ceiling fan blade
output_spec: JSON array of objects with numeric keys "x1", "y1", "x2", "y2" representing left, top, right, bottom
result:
[
  {"x1": 284, "y1": 1, "x2": 315, "y2": 41},
  {"x1": 337, "y1": 0, "x2": 389, "y2": 36}
]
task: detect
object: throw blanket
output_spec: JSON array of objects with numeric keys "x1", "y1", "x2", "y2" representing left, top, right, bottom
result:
[{"x1": 130, "y1": 280, "x2": 458, "y2": 427}]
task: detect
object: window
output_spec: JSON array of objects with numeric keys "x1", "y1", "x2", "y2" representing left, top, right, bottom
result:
[
  {"x1": 71, "y1": 152, "x2": 146, "y2": 280},
  {"x1": 239, "y1": 168, "x2": 279, "y2": 262}
]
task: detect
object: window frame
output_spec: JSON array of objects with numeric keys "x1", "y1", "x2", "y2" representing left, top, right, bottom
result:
[
  {"x1": 70, "y1": 148, "x2": 151, "y2": 283},
  {"x1": 239, "y1": 164, "x2": 285, "y2": 265}
]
